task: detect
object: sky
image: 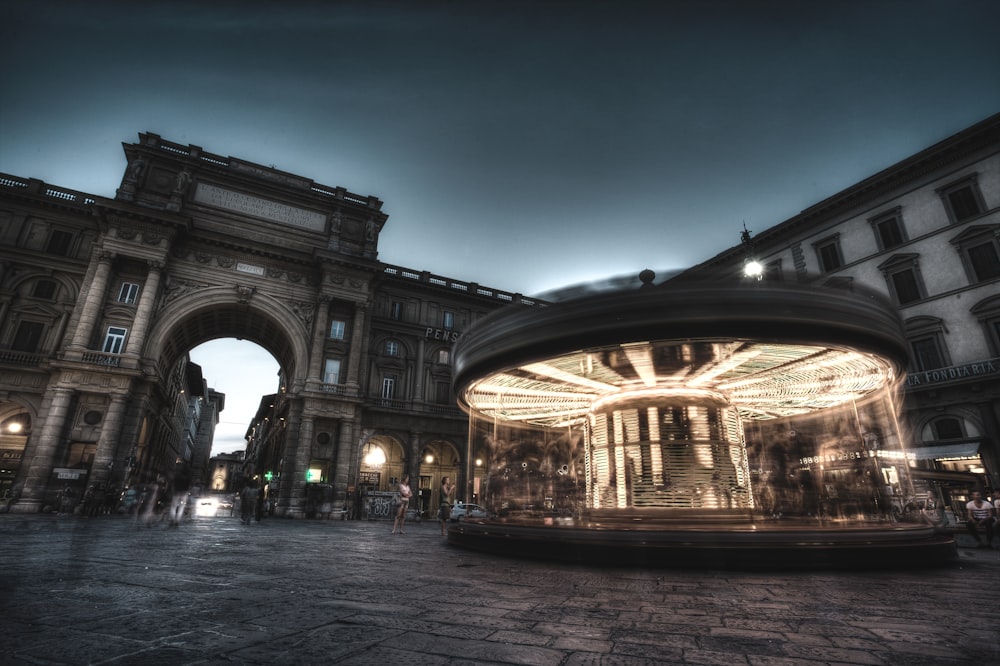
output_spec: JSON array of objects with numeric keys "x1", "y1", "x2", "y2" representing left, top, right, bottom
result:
[{"x1": 2, "y1": 1, "x2": 999, "y2": 456}]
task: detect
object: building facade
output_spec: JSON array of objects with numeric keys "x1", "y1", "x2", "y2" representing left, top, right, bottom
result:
[
  {"x1": 675, "y1": 112, "x2": 1000, "y2": 523},
  {"x1": 0, "y1": 132, "x2": 537, "y2": 516}
]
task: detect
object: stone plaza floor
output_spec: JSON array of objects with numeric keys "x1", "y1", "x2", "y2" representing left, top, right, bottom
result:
[{"x1": 1, "y1": 511, "x2": 998, "y2": 665}]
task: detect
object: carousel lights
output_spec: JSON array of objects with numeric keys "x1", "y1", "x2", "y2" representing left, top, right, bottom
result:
[{"x1": 462, "y1": 341, "x2": 895, "y2": 426}]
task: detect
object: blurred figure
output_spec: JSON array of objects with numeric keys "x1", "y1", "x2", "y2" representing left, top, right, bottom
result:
[
  {"x1": 965, "y1": 491, "x2": 995, "y2": 548},
  {"x1": 439, "y1": 476, "x2": 455, "y2": 536},
  {"x1": 169, "y1": 462, "x2": 191, "y2": 526},
  {"x1": 240, "y1": 482, "x2": 259, "y2": 525},
  {"x1": 392, "y1": 475, "x2": 412, "y2": 534}
]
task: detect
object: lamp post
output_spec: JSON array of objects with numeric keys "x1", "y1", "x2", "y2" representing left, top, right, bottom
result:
[{"x1": 741, "y1": 222, "x2": 763, "y2": 280}]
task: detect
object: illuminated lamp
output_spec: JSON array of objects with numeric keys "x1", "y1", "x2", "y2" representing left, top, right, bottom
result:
[{"x1": 450, "y1": 281, "x2": 956, "y2": 569}]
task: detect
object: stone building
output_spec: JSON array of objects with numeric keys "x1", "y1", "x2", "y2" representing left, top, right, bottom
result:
[
  {"x1": 673, "y1": 112, "x2": 1000, "y2": 523},
  {"x1": 0, "y1": 132, "x2": 537, "y2": 516}
]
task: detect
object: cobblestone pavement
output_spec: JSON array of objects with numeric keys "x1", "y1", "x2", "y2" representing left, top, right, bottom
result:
[{"x1": 1, "y1": 512, "x2": 998, "y2": 665}]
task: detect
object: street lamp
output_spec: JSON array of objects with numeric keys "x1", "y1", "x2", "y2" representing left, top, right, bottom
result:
[{"x1": 741, "y1": 222, "x2": 763, "y2": 280}]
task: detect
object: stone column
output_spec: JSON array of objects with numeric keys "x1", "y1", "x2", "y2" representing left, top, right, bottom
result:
[
  {"x1": 414, "y1": 337, "x2": 426, "y2": 404},
  {"x1": 306, "y1": 295, "x2": 330, "y2": 389},
  {"x1": 69, "y1": 251, "x2": 114, "y2": 350},
  {"x1": 125, "y1": 260, "x2": 163, "y2": 356},
  {"x1": 14, "y1": 387, "x2": 74, "y2": 513},
  {"x1": 334, "y1": 419, "x2": 357, "y2": 506},
  {"x1": 346, "y1": 302, "x2": 368, "y2": 388},
  {"x1": 86, "y1": 395, "x2": 129, "y2": 491},
  {"x1": 277, "y1": 401, "x2": 306, "y2": 517},
  {"x1": 407, "y1": 431, "x2": 422, "y2": 488}
]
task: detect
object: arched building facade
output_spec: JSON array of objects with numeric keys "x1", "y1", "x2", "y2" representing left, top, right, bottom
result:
[{"x1": 0, "y1": 132, "x2": 538, "y2": 516}]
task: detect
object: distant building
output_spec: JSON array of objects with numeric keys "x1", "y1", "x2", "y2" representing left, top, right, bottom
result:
[{"x1": 674, "y1": 112, "x2": 1000, "y2": 522}]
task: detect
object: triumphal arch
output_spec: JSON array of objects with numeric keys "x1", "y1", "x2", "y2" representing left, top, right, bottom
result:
[{"x1": 1, "y1": 133, "x2": 523, "y2": 516}]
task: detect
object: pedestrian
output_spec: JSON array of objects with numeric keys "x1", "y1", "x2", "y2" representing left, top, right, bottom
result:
[
  {"x1": 240, "y1": 482, "x2": 259, "y2": 525},
  {"x1": 123, "y1": 486, "x2": 138, "y2": 514},
  {"x1": 392, "y1": 475, "x2": 412, "y2": 534},
  {"x1": 169, "y1": 462, "x2": 191, "y2": 526},
  {"x1": 439, "y1": 476, "x2": 455, "y2": 536},
  {"x1": 965, "y1": 490, "x2": 996, "y2": 548}
]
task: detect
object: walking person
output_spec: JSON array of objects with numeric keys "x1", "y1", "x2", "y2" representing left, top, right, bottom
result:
[
  {"x1": 439, "y1": 476, "x2": 455, "y2": 536},
  {"x1": 965, "y1": 490, "x2": 996, "y2": 548},
  {"x1": 392, "y1": 475, "x2": 412, "y2": 534},
  {"x1": 240, "y1": 482, "x2": 259, "y2": 525},
  {"x1": 168, "y1": 461, "x2": 191, "y2": 526}
]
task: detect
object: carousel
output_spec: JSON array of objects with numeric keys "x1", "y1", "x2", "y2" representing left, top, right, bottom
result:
[{"x1": 449, "y1": 280, "x2": 957, "y2": 569}]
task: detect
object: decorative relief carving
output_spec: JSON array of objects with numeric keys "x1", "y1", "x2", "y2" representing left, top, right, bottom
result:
[
  {"x1": 194, "y1": 253, "x2": 212, "y2": 264},
  {"x1": 236, "y1": 285, "x2": 256, "y2": 304},
  {"x1": 142, "y1": 232, "x2": 162, "y2": 246},
  {"x1": 118, "y1": 228, "x2": 137, "y2": 240},
  {"x1": 217, "y1": 257, "x2": 235, "y2": 268},
  {"x1": 161, "y1": 277, "x2": 210, "y2": 307},
  {"x1": 292, "y1": 301, "x2": 315, "y2": 327}
]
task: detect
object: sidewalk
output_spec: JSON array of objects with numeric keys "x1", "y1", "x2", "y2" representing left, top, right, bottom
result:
[{"x1": 2, "y1": 513, "x2": 998, "y2": 665}]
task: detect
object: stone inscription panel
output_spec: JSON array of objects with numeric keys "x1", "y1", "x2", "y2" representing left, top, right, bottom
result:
[{"x1": 194, "y1": 183, "x2": 326, "y2": 232}]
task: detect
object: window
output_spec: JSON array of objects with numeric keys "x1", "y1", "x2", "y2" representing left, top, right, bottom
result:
[
  {"x1": 911, "y1": 336, "x2": 946, "y2": 372},
  {"x1": 763, "y1": 260, "x2": 783, "y2": 282},
  {"x1": 436, "y1": 348, "x2": 450, "y2": 365},
  {"x1": 385, "y1": 341, "x2": 399, "y2": 357},
  {"x1": 938, "y1": 176, "x2": 985, "y2": 224},
  {"x1": 381, "y1": 375, "x2": 396, "y2": 400},
  {"x1": 323, "y1": 359, "x2": 341, "y2": 385},
  {"x1": 118, "y1": 282, "x2": 140, "y2": 304},
  {"x1": 390, "y1": 301, "x2": 403, "y2": 320},
  {"x1": 435, "y1": 381, "x2": 450, "y2": 405},
  {"x1": 878, "y1": 254, "x2": 925, "y2": 305},
  {"x1": 905, "y1": 317, "x2": 949, "y2": 372},
  {"x1": 329, "y1": 319, "x2": 346, "y2": 340},
  {"x1": 932, "y1": 417, "x2": 964, "y2": 441},
  {"x1": 813, "y1": 235, "x2": 843, "y2": 273},
  {"x1": 32, "y1": 279, "x2": 57, "y2": 300},
  {"x1": 869, "y1": 208, "x2": 907, "y2": 251},
  {"x1": 11, "y1": 321, "x2": 44, "y2": 352},
  {"x1": 102, "y1": 326, "x2": 127, "y2": 354},
  {"x1": 950, "y1": 225, "x2": 1000, "y2": 284},
  {"x1": 45, "y1": 230, "x2": 73, "y2": 256},
  {"x1": 443, "y1": 310, "x2": 455, "y2": 330},
  {"x1": 971, "y1": 295, "x2": 1000, "y2": 356}
]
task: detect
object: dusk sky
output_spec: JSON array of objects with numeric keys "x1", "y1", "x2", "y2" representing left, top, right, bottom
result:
[{"x1": 3, "y1": 1, "x2": 998, "y2": 455}]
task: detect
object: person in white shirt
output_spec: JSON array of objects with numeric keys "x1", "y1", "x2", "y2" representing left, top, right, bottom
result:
[{"x1": 965, "y1": 491, "x2": 996, "y2": 548}]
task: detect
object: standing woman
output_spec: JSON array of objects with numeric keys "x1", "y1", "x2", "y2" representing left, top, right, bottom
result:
[
  {"x1": 439, "y1": 476, "x2": 455, "y2": 536},
  {"x1": 392, "y1": 475, "x2": 412, "y2": 534}
]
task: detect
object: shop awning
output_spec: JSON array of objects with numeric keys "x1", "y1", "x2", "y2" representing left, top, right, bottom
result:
[{"x1": 906, "y1": 441, "x2": 980, "y2": 461}]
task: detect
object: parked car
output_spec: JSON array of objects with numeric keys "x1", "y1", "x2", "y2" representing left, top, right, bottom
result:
[{"x1": 450, "y1": 503, "x2": 489, "y2": 522}]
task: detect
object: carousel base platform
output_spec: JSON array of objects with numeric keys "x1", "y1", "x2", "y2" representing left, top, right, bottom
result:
[{"x1": 446, "y1": 519, "x2": 958, "y2": 570}]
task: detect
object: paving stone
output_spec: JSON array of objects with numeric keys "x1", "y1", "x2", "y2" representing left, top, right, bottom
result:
[{"x1": 1, "y1": 514, "x2": 998, "y2": 665}]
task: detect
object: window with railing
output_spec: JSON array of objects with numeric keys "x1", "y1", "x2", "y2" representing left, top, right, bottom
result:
[{"x1": 102, "y1": 326, "x2": 127, "y2": 354}]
